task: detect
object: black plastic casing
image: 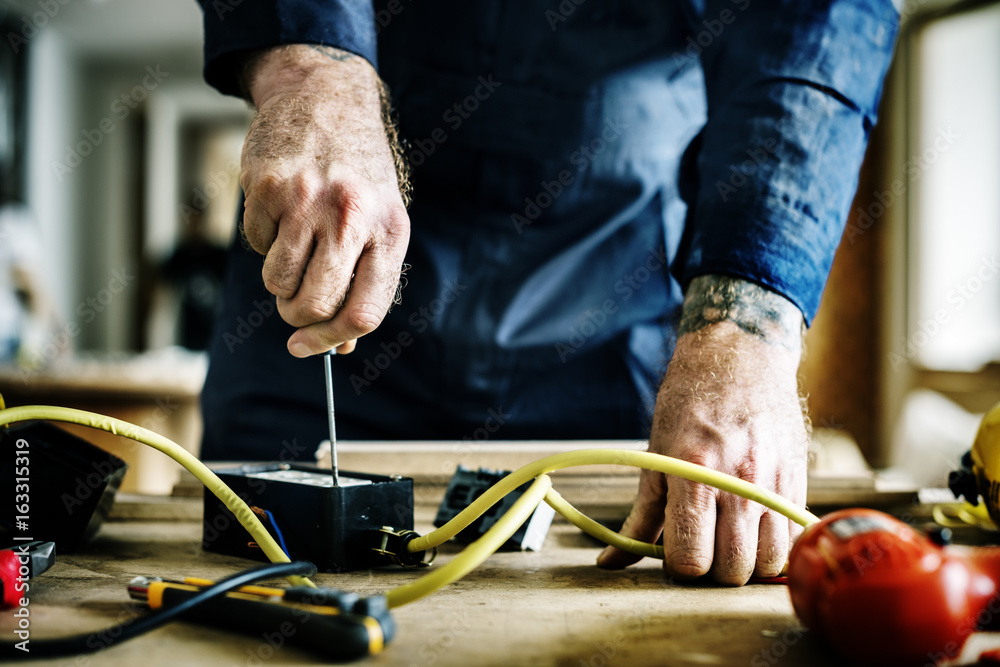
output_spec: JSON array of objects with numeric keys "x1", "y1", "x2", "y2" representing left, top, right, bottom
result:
[
  {"x1": 1, "y1": 421, "x2": 127, "y2": 551},
  {"x1": 201, "y1": 463, "x2": 414, "y2": 573}
]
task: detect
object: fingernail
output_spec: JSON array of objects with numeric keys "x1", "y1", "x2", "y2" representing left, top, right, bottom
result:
[{"x1": 289, "y1": 342, "x2": 311, "y2": 358}]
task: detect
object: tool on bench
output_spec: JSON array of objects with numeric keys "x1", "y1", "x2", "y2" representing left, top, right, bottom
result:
[
  {"x1": 782, "y1": 401, "x2": 1000, "y2": 666},
  {"x1": 0, "y1": 540, "x2": 55, "y2": 609},
  {"x1": 127, "y1": 574, "x2": 394, "y2": 661},
  {"x1": 950, "y1": 401, "x2": 1000, "y2": 527},
  {"x1": 788, "y1": 508, "x2": 1000, "y2": 666}
]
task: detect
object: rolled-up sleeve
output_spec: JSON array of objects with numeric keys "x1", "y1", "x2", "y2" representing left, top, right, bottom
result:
[
  {"x1": 678, "y1": 0, "x2": 899, "y2": 323},
  {"x1": 196, "y1": 0, "x2": 377, "y2": 97}
]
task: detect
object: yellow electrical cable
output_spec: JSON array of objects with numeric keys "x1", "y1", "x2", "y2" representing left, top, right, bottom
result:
[
  {"x1": 393, "y1": 452, "x2": 813, "y2": 604},
  {"x1": 543, "y1": 487, "x2": 665, "y2": 560},
  {"x1": 408, "y1": 449, "x2": 818, "y2": 554},
  {"x1": 932, "y1": 502, "x2": 997, "y2": 530},
  {"x1": 384, "y1": 474, "x2": 553, "y2": 609},
  {"x1": 0, "y1": 404, "x2": 315, "y2": 589},
  {"x1": 1, "y1": 402, "x2": 818, "y2": 608}
]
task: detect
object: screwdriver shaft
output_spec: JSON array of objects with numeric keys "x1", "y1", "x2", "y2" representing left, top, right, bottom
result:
[{"x1": 323, "y1": 349, "x2": 339, "y2": 487}]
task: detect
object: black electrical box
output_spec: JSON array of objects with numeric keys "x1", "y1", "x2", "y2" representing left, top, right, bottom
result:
[
  {"x1": 1, "y1": 421, "x2": 127, "y2": 551},
  {"x1": 202, "y1": 463, "x2": 414, "y2": 573}
]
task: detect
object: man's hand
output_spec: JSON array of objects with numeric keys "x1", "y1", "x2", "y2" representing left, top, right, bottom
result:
[
  {"x1": 240, "y1": 44, "x2": 410, "y2": 356},
  {"x1": 597, "y1": 275, "x2": 809, "y2": 584}
]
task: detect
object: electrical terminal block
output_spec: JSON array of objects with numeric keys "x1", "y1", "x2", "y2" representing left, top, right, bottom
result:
[{"x1": 434, "y1": 465, "x2": 554, "y2": 551}]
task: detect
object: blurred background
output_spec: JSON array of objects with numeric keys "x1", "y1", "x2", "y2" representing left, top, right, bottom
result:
[
  {"x1": 0, "y1": 0, "x2": 247, "y2": 491},
  {"x1": 0, "y1": 0, "x2": 997, "y2": 495}
]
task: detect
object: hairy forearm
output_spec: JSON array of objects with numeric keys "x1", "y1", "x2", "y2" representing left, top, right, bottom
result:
[
  {"x1": 234, "y1": 42, "x2": 412, "y2": 356},
  {"x1": 678, "y1": 275, "x2": 804, "y2": 351},
  {"x1": 664, "y1": 274, "x2": 806, "y2": 420},
  {"x1": 239, "y1": 44, "x2": 410, "y2": 207},
  {"x1": 241, "y1": 44, "x2": 378, "y2": 108},
  {"x1": 662, "y1": 273, "x2": 810, "y2": 457}
]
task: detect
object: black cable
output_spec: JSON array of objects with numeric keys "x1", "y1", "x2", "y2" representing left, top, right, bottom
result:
[{"x1": 0, "y1": 560, "x2": 317, "y2": 659}]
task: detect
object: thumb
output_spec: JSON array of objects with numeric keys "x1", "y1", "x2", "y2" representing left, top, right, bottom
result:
[{"x1": 596, "y1": 469, "x2": 667, "y2": 569}]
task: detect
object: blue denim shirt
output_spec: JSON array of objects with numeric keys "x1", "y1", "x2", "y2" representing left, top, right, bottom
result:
[{"x1": 197, "y1": 0, "x2": 898, "y2": 458}]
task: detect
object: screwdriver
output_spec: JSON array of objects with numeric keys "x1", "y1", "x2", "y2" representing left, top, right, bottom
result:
[
  {"x1": 323, "y1": 348, "x2": 339, "y2": 486},
  {"x1": 127, "y1": 575, "x2": 393, "y2": 660}
]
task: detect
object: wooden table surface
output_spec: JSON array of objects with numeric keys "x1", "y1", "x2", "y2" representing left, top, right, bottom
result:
[
  {"x1": 4, "y1": 438, "x2": 995, "y2": 666},
  {"x1": 3, "y1": 506, "x2": 855, "y2": 667}
]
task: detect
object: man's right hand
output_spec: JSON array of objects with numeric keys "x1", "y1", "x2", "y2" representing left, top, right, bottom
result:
[{"x1": 240, "y1": 44, "x2": 410, "y2": 357}]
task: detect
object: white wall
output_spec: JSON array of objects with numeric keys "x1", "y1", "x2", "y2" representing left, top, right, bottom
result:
[
  {"x1": 911, "y1": 3, "x2": 1000, "y2": 371},
  {"x1": 16, "y1": 0, "x2": 248, "y2": 352},
  {"x1": 25, "y1": 29, "x2": 79, "y2": 326}
]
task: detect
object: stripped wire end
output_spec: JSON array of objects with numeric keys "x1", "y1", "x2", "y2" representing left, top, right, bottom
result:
[{"x1": 249, "y1": 506, "x2": 291, "y2": 558}]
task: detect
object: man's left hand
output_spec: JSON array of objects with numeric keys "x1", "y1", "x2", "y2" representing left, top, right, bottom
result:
[{"x1": 596, "y1": 275, "x2": 809, "y2": 585}]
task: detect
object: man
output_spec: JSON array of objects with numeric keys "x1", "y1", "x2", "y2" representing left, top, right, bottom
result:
[{"x1": 196, "y1": 1, "x2": 898, "y2": 585}]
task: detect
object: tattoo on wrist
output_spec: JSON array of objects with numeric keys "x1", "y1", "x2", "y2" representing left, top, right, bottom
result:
[{"x1": 678, "y1": 275, "x2": 804, "y2": 347}]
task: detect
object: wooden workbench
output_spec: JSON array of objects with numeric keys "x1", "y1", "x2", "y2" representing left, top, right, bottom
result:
[
  {"x1": 6, "y1": 501, "x2": 846, "y2": 667},
  {"x1": 4, "y1": 439, "x2": 995, "y2": 666},
  {"x1": 12, "y1": 503, "x2": 1000, "y2": 666}
]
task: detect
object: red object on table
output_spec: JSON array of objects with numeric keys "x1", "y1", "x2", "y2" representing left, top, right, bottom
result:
[
  {"x1": 788, "y1": 508, "x2": 1000, "y2": 666},
  {"x1": 0, "y1": 549, "x2": 24, "y2": 609}
]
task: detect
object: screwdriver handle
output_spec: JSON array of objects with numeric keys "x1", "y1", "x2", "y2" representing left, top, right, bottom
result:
[{"x1": 152, "y1": 585, "x2": 387, "y2": 661}]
